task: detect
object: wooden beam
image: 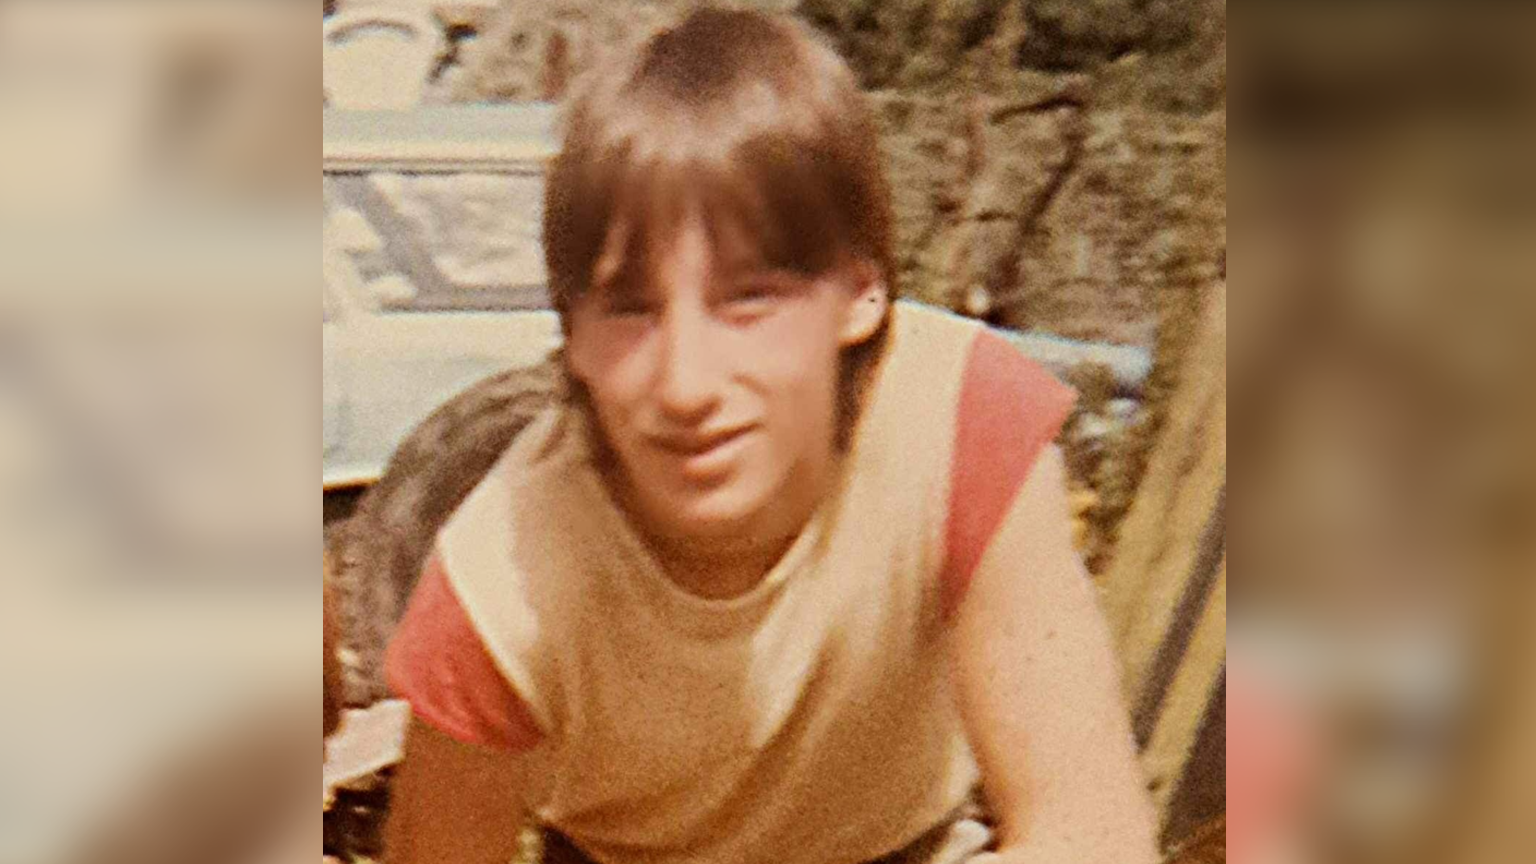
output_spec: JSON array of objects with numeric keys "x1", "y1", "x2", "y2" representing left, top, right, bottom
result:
[
  {"x1": 1143, "y1": 563, "x2": 1227, "y2": 820},
  {"x1": 1096, "y1": 283, "x2": 1228, "y2": 842},
  {"x1": 1101, "y1": 284, "x2": 1227, "y2": 707}
]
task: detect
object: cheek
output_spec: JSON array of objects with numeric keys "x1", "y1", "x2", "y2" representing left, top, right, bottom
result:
[
  {"x1": 568, "y1": 322, "x2": 651, "y2": 419},
  {"x1": 752, "y1": 319, "x2": 843, "y2": 428}
]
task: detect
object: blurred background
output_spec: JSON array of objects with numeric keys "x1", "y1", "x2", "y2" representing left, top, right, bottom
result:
[
  {"x1": 0, "y1": 3, "x2": 315, "y2": 863},
  {"x1": 1232, "y1": 8, "x2": 1536, "y2": 864}
]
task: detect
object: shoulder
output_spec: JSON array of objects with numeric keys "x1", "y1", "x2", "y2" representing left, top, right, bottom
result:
[
  {"x1": 436, "y1": 405, "x2": 582, "y2": 574},
  {"x1": 385, "y1": 553, "x2": 546, "y2": 751},
  {"x1": 940, "y1": 326, "x2": 1079, "y2": 618},
  {"x1": 956, "y1": 327, "x2": 1079, "y2": 441},
  {"x1": 882, "y1": 303, "x2": 1076, "y2": 474}
]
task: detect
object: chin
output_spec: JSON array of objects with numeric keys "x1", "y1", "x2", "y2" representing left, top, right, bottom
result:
[
  {"x1": 669, "y1": 491, "x2": 766, "y2": 538},
  {"x1": 650, "y1": 474, "x2": 777, "y2": 540}
]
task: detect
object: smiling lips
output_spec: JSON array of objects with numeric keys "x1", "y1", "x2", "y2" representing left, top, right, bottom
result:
[{"x1": 650, "y1": 425, "x2": 756, "y2": 475}]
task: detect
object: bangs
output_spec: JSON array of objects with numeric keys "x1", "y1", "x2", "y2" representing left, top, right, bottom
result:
[
  {"x1": 543, "y1": 9, "x2": 892, "y2": 315},
  {"x1": 577, "y1": 136, "x2": 852, "y2": 303}
]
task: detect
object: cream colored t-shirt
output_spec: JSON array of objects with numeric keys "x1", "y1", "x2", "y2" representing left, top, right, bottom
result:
[{"x1": 387, "y1": 301, "x2": 1077, "y2": 864}]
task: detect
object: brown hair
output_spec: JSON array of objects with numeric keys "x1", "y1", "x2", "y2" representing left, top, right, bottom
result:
[{"x1": 543, "y1": 7, "x2": 895, "y2": 413}]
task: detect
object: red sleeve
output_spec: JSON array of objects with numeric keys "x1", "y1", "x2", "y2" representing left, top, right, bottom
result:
[
  {"x1": 940, "y1": 328, "x2": 1079, "y2": 620},
  {"x1": 385, "y1": 554, "x2": 545, "y2": 751}
]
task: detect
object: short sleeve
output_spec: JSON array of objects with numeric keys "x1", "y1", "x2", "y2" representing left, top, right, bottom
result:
[
  {"x1": 385, "y1": 553, "x2": 545, "y2": 751},
  {"x1": 940, "y1": 328, "x2": 1079, "y2": 619}
]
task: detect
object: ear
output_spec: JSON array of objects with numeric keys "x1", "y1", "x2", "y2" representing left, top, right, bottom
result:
[{"x1": 838, "y1": 260, "x2": 889, "y2": 347}]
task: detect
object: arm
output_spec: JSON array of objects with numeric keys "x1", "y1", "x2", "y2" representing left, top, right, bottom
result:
[
  {"x1": 384, "y1": 718, "x2": 534, "y2": 864},
  {"x1": 382, "y1": 553, "x2": 550, "y2": 862},
  {"x1": 951, "y1": 446, "x2": 1158, "y2": 863}
]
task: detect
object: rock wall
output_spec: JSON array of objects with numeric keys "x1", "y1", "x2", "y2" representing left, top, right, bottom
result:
[{"x1": 414, "y1": 0, "x2": 1226, "y2": 349}]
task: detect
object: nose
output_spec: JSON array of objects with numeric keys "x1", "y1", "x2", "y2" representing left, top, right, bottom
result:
[{"x1": 655, "y1": 304, "x2": 724, "y2": 422}]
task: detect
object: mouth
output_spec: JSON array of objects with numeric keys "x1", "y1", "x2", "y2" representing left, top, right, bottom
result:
[
  {"x1": 648, "y1": 425, "x2": 757, "y2": 478},
  {"x1": 651, "y1": 425, "x2": 755, "y2": 458}
]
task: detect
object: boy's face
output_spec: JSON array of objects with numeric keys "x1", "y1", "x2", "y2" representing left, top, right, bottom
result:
[{"x1": 566, "y1": 205, "x2": 885, "y2": 547}]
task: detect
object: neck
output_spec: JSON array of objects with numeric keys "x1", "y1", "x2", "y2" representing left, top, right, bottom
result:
[
  {"x1": 652, "y1": 530, "x2": 800, "y2": 601},
  {"x1": 591, "y1": 415, "x2": 844, "y2": 601},
  {"x1": 643, "y1": 454, "x2": 835, "y2": 601}
]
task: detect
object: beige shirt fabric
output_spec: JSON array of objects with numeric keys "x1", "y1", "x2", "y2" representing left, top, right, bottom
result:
[{"x1": 437, "y1": 302, "x2": 993, "y2": 864}]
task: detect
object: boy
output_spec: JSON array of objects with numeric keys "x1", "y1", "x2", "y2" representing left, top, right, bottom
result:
[{"x1": 382, "y1": 8, "x2": 1156, "y2": 864}]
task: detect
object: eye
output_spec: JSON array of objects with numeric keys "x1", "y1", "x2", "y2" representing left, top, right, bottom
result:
[
  {"x1": 732, "y1": 284, "x2": 776, "y2": 304},
  {"x1": 721, "y1": 275, "x2": 792, "y2": 320},
  {"x1": 606, "y1": 296, "x2": 655, "y2": 317}
]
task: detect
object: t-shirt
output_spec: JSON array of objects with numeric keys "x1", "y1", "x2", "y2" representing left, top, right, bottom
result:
[{"x1": 386, "y1": 301, "x2": 1077, "y2": 864}]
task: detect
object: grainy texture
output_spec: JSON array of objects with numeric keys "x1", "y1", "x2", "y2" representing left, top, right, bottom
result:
[
  {"x1": 321, "y1": 4, "x2": 1227, "y2": 859},
  {"x1": 406, "y1": 0, "x2": 1227, "y2": 572},
  {"x1": 327, "y1": 357, "x2": 560, "y2": 707},
  {"x1": 1166, "y1": 816, "x2": 1225, "y2": 864},
  {"x1": 324, "y1": 0, "x2": 1231, "y2": 703},
  {"x1": 422, "y1": 0, "x2": 1226, "y2": 352}
]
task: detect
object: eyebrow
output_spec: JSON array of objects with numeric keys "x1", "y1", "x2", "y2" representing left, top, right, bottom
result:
[
  {"x1": 589, "y1": 268, "x2": 648, "y2": 306},
  {"x1": 720, "y1": 266, "x2": 809, "y2": 294}
]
